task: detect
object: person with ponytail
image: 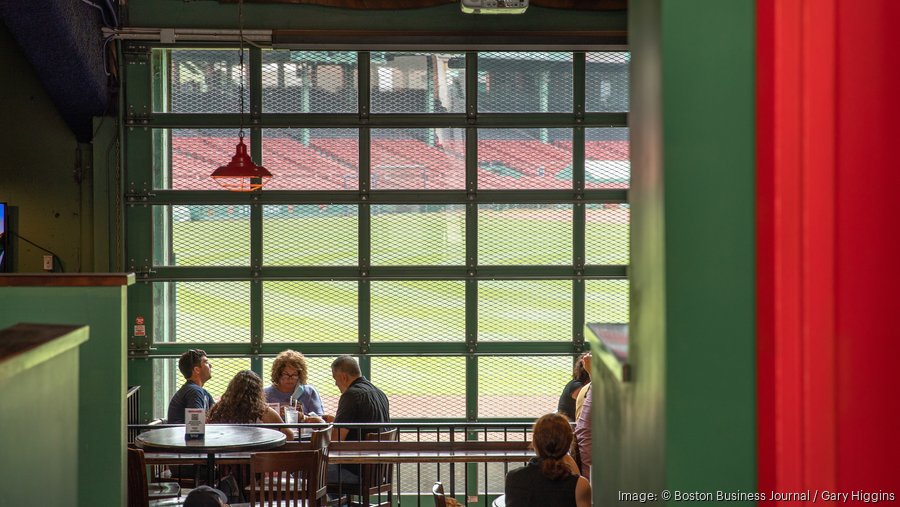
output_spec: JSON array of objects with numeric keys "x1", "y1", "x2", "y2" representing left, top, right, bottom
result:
[{"x1": 504, "y1": 413, "x2": 591, "y2": 506}]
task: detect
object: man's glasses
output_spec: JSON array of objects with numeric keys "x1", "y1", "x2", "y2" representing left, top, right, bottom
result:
[{"x1": 281, "y1": 373, "x2": 300, "y2": 380}]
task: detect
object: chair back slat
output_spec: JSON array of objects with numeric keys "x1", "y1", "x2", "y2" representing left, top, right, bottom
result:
[
  {"x1": 127, "y1": 448, "x2": 150, "y2": 507},
  {"x1": 249, "y1": 449, "x2": 323, "y2": 507}
]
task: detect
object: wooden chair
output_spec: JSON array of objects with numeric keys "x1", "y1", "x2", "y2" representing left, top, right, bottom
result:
[
  {"x1": 249, "y1": 450, "x2": 325, "y2": 507},
  {"x1": 309, "y1": 426, "x2": 332, "y2": 504},
  {"x1": 432, "y1": 482, "x2": 447, "y2": 507},
  {"x1": 127, "y1": 447, "x2": 182, "y2": 507},
  {"x1": 327, "y1": 428, "x2": 399, "y2": 507}
]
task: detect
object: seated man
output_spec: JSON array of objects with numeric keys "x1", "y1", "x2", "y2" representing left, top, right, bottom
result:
[
  {"x1": 322, "y1": 355, "x2": 390, "y2": 487},
  {"x1": 167, "y1": 349, "x2": 215, "y2": 424}
]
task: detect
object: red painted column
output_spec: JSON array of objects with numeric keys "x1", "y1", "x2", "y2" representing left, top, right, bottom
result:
[
  {"x1": 758, "y1": 0, "x2": 900, "y2": 501},
  {"x1": 834, "y1": 0, "x2": 900, "y2": 492}
]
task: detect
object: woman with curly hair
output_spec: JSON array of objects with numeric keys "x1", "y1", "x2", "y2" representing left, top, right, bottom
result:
[
  {"x1": 208, "y1": 370, "x2": 294, "y2": 440},
  {"x1": 264, "y1": 349, "x2": 325, "y2": 418},
  {"x1": 504, "y1": 413, "x2": 591, "y2": 507}
]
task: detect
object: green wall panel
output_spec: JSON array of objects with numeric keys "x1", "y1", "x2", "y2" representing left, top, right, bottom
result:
[
  {"x1": 0, "y1": 327, "x2": 84, "y2": 507},
  {"x1": 0, "y1": 284, "x2": 131, "y2": 507}
]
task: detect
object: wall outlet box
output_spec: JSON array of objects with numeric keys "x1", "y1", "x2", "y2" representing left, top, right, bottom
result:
[{"x1": 43, "y1": 255, "x2": 53, "y2": 271}]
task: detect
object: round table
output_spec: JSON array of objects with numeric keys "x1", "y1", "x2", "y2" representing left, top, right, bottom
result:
[{"x1": 135, "y1": 425, "x2": 286, "y2": 485}]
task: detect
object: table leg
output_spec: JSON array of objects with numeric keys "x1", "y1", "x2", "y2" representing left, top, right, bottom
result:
[{"x1": 207, "y1": 453, "x2": 216, "y2": 486}]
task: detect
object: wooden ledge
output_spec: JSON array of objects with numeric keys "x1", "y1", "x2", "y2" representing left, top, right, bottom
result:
[
  {"x1": 0, "y1": 273, "x2": 135, "y2": 287},
  {"x1": 0, "y1": 323, "x2": 89, "y2": 383}
]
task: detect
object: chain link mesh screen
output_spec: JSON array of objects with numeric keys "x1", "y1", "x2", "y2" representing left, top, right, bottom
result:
[
  {"x1": 371, "y1": 205, "x2": 466, "y2": 265},
  {"x1": 478, "y1": 356, "x2": 571, "y2": 418},
  {"x1": 478, "y1": 204, "x2": 572, "y2": 265},
  {"x1": 262, "y1": 128, "x2": 359, "y2": 190},
  {"x1": 155, "y1": 204, "x2": 251, "y2": 266},
  {"x1": 478, "y1": 128, "x2": 572, "y2": 190},
  {"x1": 262, "y1": 50, "x2": 357, "y2": 113},
  {"x1": 152, "y1": 282, "x2": 251, "y2": 343},
  {"x1": 371, "y1": 356, "x2": 466, "y2": 419},
  {"x1": 478, "y1": 280, "x2": 572, "y2": 341},
  {"x1": 477, "y1": 52, "x2": 572, "y2": 113},
  {"x1": 156, "y1": 49, "x2": 250, "y2": 114},
  {"x1": 371, "y1": 128, "x2": 466, "y2": 190},
  {"x1": 586, "y1": 51, "x2": 629, "y2": 112},
  {"x1": 262, "y1": 204, "x2": 357, "y2": 265},
  {"x1": 370, "y1": 52, "x2": 465, "y2": 114},
  {"x1": 262, "y1": 281, "x2": 358, "y2": 343},
  {"x1": 586, "y1": 203, "x2": 630, "y2": 265},
  {"x1": 370, "y1": 281, "x2": 466, "y2": 342},
  {"x1": 585, "y1": 279, "x2": 630, "y2": 323}
]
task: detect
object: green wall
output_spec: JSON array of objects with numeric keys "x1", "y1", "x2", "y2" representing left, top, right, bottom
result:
[
  {"x1": 0, "y1": 24, "x2": 93, "y2": 273},
  {"x1": 0, "y1": 325, "x2": 86, "y2": 507},
  {"x1": 591, "y1": 0, "x2": 756, "y2": 503},
  {"x1": 0, "y1": 283, "x2": 131, "y2": 507}
]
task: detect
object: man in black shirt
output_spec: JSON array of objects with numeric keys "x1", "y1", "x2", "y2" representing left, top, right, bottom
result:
[{"x1": 325, "y1": 355, "x2": 391, "y2": 486}]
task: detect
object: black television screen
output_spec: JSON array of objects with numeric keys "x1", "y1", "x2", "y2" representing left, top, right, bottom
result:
[{"x1": 0, "y1": 202, "x2": 7, "y2": 272}]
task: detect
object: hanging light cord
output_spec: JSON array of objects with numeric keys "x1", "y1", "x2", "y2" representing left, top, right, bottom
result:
[{"x1": 238, "y1": 0, "x2": 246, "y2": 141}]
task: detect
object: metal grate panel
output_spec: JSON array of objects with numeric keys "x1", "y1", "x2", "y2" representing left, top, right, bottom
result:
[
  {"x1": 371, "y1": 205, "x2": 466, "y2": 266},
  {"x1": 586, "y1": 51, "x2": 630, "y2": 112},
  {"x1": 152, "y1": 281, "x2": 251, "y2": 343},
  {"x1": 160, "y1": 129, "x2": 255, "y2": 191},
  {"x1": 477, "y1": 52, "x2": 572, "y2": 113},
  {"x1": 370, "y1": 281, "x2": 466, "y2": 342},
  {"x1": 478, "y1": 204, "x2": 572, "y2": 265},
  {"x1": 585, "y1": 279, "x2": 629, "y2": 324},
  {"x1": 157, "y1": 204, "x2": 251, "y2": 266},
  {"x1": 262, "y1": 50, "x2": 358, "y2": 113},
  {"x1": 165, "y1": 357, "x2": 252, "y2": 402},
  {"x1": 371, "y1": 52, "x2": 465, "y2": 113},
  {"x1": 262, "y1": 281, "x2": 358, "y2": 343},
  {"x1": 478, "y1": 281, "x2": 572, "y2": 341},
  {"x1": 478, "y1": 128, "x2": 572, "y2": 190},
  {"x1": 371, "y1": 356, "x2": 466, "y2": 418},
  {"x1": 478, "y1": 356, "x2": 571, "y2": 418},
  {"x1": 262, "y1": 355, "x2": 342, "y2": 415},
  {"x1": 159, "y1": 49, "x2": 250, "y2": 114},
  {"x1": 585, "y1": 204, "x2": 630, "y2": 265},
  {"x1": 262, "y1": 128, "x2": 359, "y2": 190},
  {"x1": 583, "y1": 127, "x2": 630, "y2": 190},
  {"x1": 263, "y1": 205, "x2": 358, "y2": 265},
  {"x1": 371, "y1": 128, "x2": 465, "y2": 190}
]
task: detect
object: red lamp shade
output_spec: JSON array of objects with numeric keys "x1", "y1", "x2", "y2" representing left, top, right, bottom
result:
[{"x1": 211, "y1": 137, "x2": 272, "y2": 191}]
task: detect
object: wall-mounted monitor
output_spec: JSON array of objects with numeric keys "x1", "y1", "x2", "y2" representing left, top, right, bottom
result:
[{"x1": 0, "y1": 202, "x2": 7, "y2": 272}]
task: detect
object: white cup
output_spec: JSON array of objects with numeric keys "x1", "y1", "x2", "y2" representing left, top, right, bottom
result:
[{"x1": 283, "y1": 406, "x2": 299, "y2": 424}]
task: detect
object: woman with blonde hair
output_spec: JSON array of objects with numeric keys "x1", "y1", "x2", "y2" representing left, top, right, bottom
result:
[
  {"x1": 504, "y1": 413, "x2": 591, "y2": 507},
  {"x1": 208, "y1": 370, "x2": 294, "y2": 440},
  {"x1": 265, "y1": 349, "x2": 325, "y2": 418}
]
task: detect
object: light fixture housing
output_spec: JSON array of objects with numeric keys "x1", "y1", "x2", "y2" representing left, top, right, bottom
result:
[{"x1": 210, "y1": 136, "x2": 272, "y2": 192}]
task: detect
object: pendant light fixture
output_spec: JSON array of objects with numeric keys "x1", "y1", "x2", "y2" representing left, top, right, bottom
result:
[{"x1": 210, "y1": 0, "x2": 272, "y2": 191}]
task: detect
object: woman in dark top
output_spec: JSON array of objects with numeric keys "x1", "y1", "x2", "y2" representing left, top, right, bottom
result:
[
  {"x1": 504, "y1": 413, "x2": 591, "y2": 507},
  {"x1": 557, "y1": 352, "x2": 591, "y2": 420}
]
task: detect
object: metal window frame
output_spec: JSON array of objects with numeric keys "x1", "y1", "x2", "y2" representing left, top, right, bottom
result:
[{"x1": 124, "y1": 43, "x2": 629, "y2": 422}]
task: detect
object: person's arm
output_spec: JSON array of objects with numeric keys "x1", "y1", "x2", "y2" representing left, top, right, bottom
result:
[
  {"x1": 305, "y1": 385, "x2": 325, "y2": 416},
  {"x1": 331, "y1": 390, "x2": 356, "y2": 442},
  {"x1": 574, "y1": 385, "x2": 592, "y2": 476},
  {"x1": 562, "y1": 454, "x2": 580, "y2": 476},
  {"x1": 575, "y1": 476, "x2": 592, "y2": 507},
  {"x1": 262, "y1": 406, "x2": 295, "y2": 441},
  {"x1": 570, "y1": 385, "x2": 584, "y2": 401}
]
